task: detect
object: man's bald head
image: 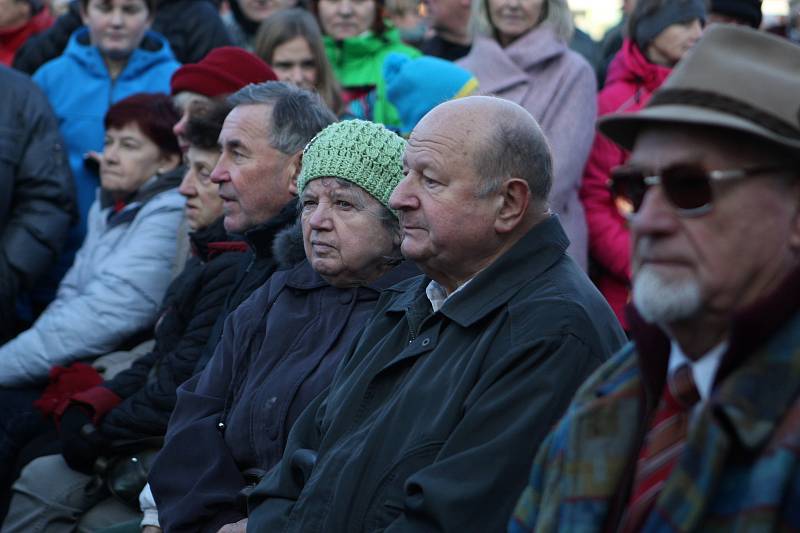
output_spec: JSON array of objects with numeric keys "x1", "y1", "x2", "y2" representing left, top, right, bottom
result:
[{"x1": 415, "y1": 96, "x2": 553, "y2": 205}]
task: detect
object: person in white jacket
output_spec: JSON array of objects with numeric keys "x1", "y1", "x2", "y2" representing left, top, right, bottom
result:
[{"x1": 0, "y1": 92, "x2": 184, "y2": 500}]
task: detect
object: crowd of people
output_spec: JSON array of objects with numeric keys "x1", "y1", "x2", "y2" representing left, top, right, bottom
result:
[{"x1": 0, "y1": 0, "x2": 799, "y2": 531}]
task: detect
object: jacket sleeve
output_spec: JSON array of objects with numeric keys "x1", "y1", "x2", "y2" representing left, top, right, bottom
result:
[
  {"x1": 579, "y1": 127, "x2": 631, "y2": 283},
  {"x1": 0, "y1": 194, "x2": 183, "y2": 386},
  {"x1": 11, "y1": 2, "x2": 82, "y2": 74},
  {"x1": 380, "y1": 333, "x2": 605, "y2": 533},
  {"x1": 150, "y1": 297, "x2": 256, "y2": 533},
  {"x1": 545, "y1": 59, "x2": 597, "y2": 234},
  {"x1": 100, "y1": 253, "x2": 242, "y2": 438}
]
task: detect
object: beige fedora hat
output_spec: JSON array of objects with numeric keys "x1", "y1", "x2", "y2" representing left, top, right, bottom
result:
[{"x1": 599, "y1": 24, "x2": 800, "y2": 153}]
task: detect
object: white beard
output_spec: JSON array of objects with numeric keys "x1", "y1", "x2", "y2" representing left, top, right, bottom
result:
[{"x1": 632, "y1": 265, "x2": 702, "y2": 324}]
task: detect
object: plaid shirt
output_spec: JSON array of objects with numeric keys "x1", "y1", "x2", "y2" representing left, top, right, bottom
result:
[{"x1": 510, "y1": 268, "x2": 800, "y2": 533}]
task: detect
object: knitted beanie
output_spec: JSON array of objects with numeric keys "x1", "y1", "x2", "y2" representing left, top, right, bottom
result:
[
  {"x1": 383, "y1": 53, "x2": 479, "y2": 135},
  {"x1": 633, "y1": 0, "x2": 706, "y2": 51},
  {"x1": 298, "y1": 120, "x2": 406, "y2": 211},
  {"x1": 170, "y1": 47, "x2": 278, "y2": 97},
  {"x1": 709, "y1": 0, "x2": 763, "y2": 28}
]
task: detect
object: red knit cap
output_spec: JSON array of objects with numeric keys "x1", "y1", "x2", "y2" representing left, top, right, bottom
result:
[{"x1": 170, "y1": 46, "x2": 278, "y2": 97}]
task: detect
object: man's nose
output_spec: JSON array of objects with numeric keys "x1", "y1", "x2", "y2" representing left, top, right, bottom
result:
[
  {"x1": 389, "y1": 176, "x2": 418, "y2": 211},
  {"x1": 630, "y1": 186, "x2": 680, "y2": 240}
]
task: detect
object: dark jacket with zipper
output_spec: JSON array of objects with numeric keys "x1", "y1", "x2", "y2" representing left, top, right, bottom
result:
[
  {"x1": 69, "y1": 217, "x2": 248, "y2": 441},
  {"x1": 150, "y1": 227, "x2": 418, "y2": 533},
  {"x1": 247, "y1": 216, "x2": 626, "y2": 533},
  {"x1": 0, "y1": 66, "x2": 75, "y2": 342}
]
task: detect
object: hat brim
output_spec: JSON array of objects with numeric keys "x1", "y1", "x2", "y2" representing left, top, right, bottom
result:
[{"x1": 598, "y1": 104, "x2": 800, "y2": 153}]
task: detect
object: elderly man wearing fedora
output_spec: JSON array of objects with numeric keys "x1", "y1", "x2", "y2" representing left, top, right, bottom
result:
[{"x1": 510, "y1": 24, "x2": 800, "y2": 533}]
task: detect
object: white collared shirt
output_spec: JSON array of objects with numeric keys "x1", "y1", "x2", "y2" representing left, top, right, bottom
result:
[
  {"x1": 425, "y1": 278, "x2": 473, "y2": 313},
  {"x1": 668, "y1": 340, "x2": 728, "y2": 416}
]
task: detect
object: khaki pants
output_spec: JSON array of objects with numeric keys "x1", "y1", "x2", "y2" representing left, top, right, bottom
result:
[{"x1": 1, "y1": 454, "x2": 139, "y2": 533}]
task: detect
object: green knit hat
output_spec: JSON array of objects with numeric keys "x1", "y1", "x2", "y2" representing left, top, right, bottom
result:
[{"x1": 298, "y1": 119, "x2": 407, "y2": 212}]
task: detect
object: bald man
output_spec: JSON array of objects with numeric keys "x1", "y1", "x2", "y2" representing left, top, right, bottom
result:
[{"x1": 246, "y1": 96, "x2": 625, "y2": 533}]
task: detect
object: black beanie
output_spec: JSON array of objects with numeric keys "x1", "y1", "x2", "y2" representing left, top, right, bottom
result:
[{"x1": 710, "y1": 0, "x2": 763, "y2": 28}]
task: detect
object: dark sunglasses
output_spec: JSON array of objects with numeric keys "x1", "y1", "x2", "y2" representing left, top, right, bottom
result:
[{"x1": 609, "y1": 163, "x2": 789, "y2": 217}]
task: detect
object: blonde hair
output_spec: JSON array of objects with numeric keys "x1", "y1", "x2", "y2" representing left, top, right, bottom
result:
[{"x1": 472, "y1": 0, "x2": 574, "y2": 43}]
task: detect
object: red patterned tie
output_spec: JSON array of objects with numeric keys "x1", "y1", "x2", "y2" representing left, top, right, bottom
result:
[{"x1": 620, "y1": 363, "x2": 701, "y2": 532}]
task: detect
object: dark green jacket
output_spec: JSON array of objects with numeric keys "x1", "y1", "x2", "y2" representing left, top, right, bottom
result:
[{"x1": 247, "y1": 216, "x2": 625, "y2": 532}]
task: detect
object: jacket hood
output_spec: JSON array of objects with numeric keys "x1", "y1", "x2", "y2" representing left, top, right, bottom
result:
[
  {"x1": 273, "y1": 220, "x2": 306, "y2": 270},
  {"x1": 605, "y1": 39, "x2": 672, "y2": 94},
  {"x1": 64, "y1": 27, "x2": 176, "y2": 79}
]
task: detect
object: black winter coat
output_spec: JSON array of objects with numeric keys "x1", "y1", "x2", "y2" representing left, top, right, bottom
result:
[
  {"x1": 190, "y1": 201, "x2": 298, "y2": 374},
  {"x1": 85, "y1": 218, "x2": 247, "y2": 441},
  {"x1": 12, "y1": 0, "x2": 232, "y2": 74},
  {"x1": 0, "y1": 66, "x2": 75, "y2": 341},
  {"x1": 150, "y1": 250, "x2": 418, "y2": 533}
]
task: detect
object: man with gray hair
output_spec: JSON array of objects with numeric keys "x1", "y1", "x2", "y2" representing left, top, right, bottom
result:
[
  {"x1": 246, "y1": 95, "x2": 624, "y2": 532},
  {"x1": 511, "y1": 25, "x2": 800, "y2": 532}
]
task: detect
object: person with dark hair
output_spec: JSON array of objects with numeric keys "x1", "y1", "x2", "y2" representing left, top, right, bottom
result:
[
  {"x1": 1, "y1": 99, "x2": 249, "y2": 533},
  {"x1": 0, "y1": 0, "x2": 54, "y2": 65},
  {"x1": 152, "y1": 119, "x2": 418, "y2": 533},
  {"x1": 29, "y1": 0, "x2": 179, "y2": 321},
  {"x1": 12, "y1": 0, "x2": 232, "y2": 73},
  {"x1": 459, "y1": 0, "x2": 598, "y2": 271},
  {"x1": 511, "y1": 25, "x2": 800, "y2": 532},
  {"x1": 708, "y1": 0, "x2": 762, "y2": 27},
  {"x1": 224, "y1": 0, "x2": 299, "y2": 50},
  {"x1": 0, "y1": 92, "x2": 184, "y2": 518},
  {"x1": 246, "y1": 96, "x2": 624, "y2": 533},
  {"x1": 311, "y1": 0, "x2": 420, "y2": 127},
  {"x1": 255, "y1": 8, "x2": 344, "y2": 114},
  {"x1": 580, "y1": 0, "x2": 704, "y2": 329}
]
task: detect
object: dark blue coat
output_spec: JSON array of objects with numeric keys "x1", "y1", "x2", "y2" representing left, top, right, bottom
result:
[{"x1": 150, "y1": 259, "x2": 418, "y2": 533}]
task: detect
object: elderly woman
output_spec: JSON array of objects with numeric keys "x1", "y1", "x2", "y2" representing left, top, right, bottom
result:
[
  {"x1": 580, "y1": 0, "x2": 704, "y2": 328},
  {"x1": 0, "y1": 92, "x2": 183, "y2": 510},
  {"x1": 149, "y1": 119, "x2": 417, "y2": 533},
  {"x1": 459, "y1": 0, "x2": 597, "y2": 270}
]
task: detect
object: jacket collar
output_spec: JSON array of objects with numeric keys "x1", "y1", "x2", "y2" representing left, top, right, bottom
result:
[
  {"x1": 67, "y1": 27, "x2": 173, "y2": 79},
  {"x1": 606, "y1": 39, "x2": 672, "y2": 94},
  {"x1": 385, "y1": 215, "x2": 570, "y2": 326},
  {"x1": 629, "y1": 264, "x2": 800, "y2": 451},
  {"x1": 190, "y1": 217, "x2": 245, "y2": 261},
  {"x1": 285, "y1": 259, "x2": 419, "y2": 292},
  {"x1": 469, "y1": 24, "x2": 567, "y2": 94},
  {"x1": 243, "y1": 200, "x2": 298, "y2": 259},
  {"x1": 100, "y1": 166, "x2": 182, "y2": 227}
]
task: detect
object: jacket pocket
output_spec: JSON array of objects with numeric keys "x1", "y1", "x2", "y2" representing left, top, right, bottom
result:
[{"x1": 359, "y1": 440, "x2": 445, "y2": 533}]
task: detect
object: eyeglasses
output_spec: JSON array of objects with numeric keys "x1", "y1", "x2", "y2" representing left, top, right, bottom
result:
[{"x1": 609, "y1": 162, "x2": 790, "y2": 217}]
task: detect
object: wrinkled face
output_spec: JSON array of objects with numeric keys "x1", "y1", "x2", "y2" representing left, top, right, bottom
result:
[
  {"x1": 271, "y1": 36, "x2": 318, "y2": 91},
  {"x1": 172, "y1": 92, "x2": 213, "y2": 154},
  {"x1": 647, "y1": 19, "x2": 703, "y2": 67},
  {"x1": 0, "y1": 0, "x2": 30, "y2": 30},
  {"x1": 211, "y1": 104, "x2": 298, "y2": 233},
  {"x1": 81, "y1": 0, "x2": 151, "y2": 61},
  {"x1": 487, "y1": 0, "x2": 544, "y2": 45},
  {"x1": 180, "y1": 145, "x2": 224, "y2": 231},
  {"x1": 101, "y1": 123, "x2": 171, "y2": 199},
  {"x1": 629, "y1": 126, "x2": 800, "y2": 325},
  {"x1": 317, "y1": 0, "x2": 376, "y2": 40},
  {"x1": 390, "y1": 112, "x2": 500, "y2": 277},
  {"x1": 301, "y1": 178, "x2": 399, "y2": 286},
  {"x1": 239, "y1": 0, "x2": 296, "y2": 22}
]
